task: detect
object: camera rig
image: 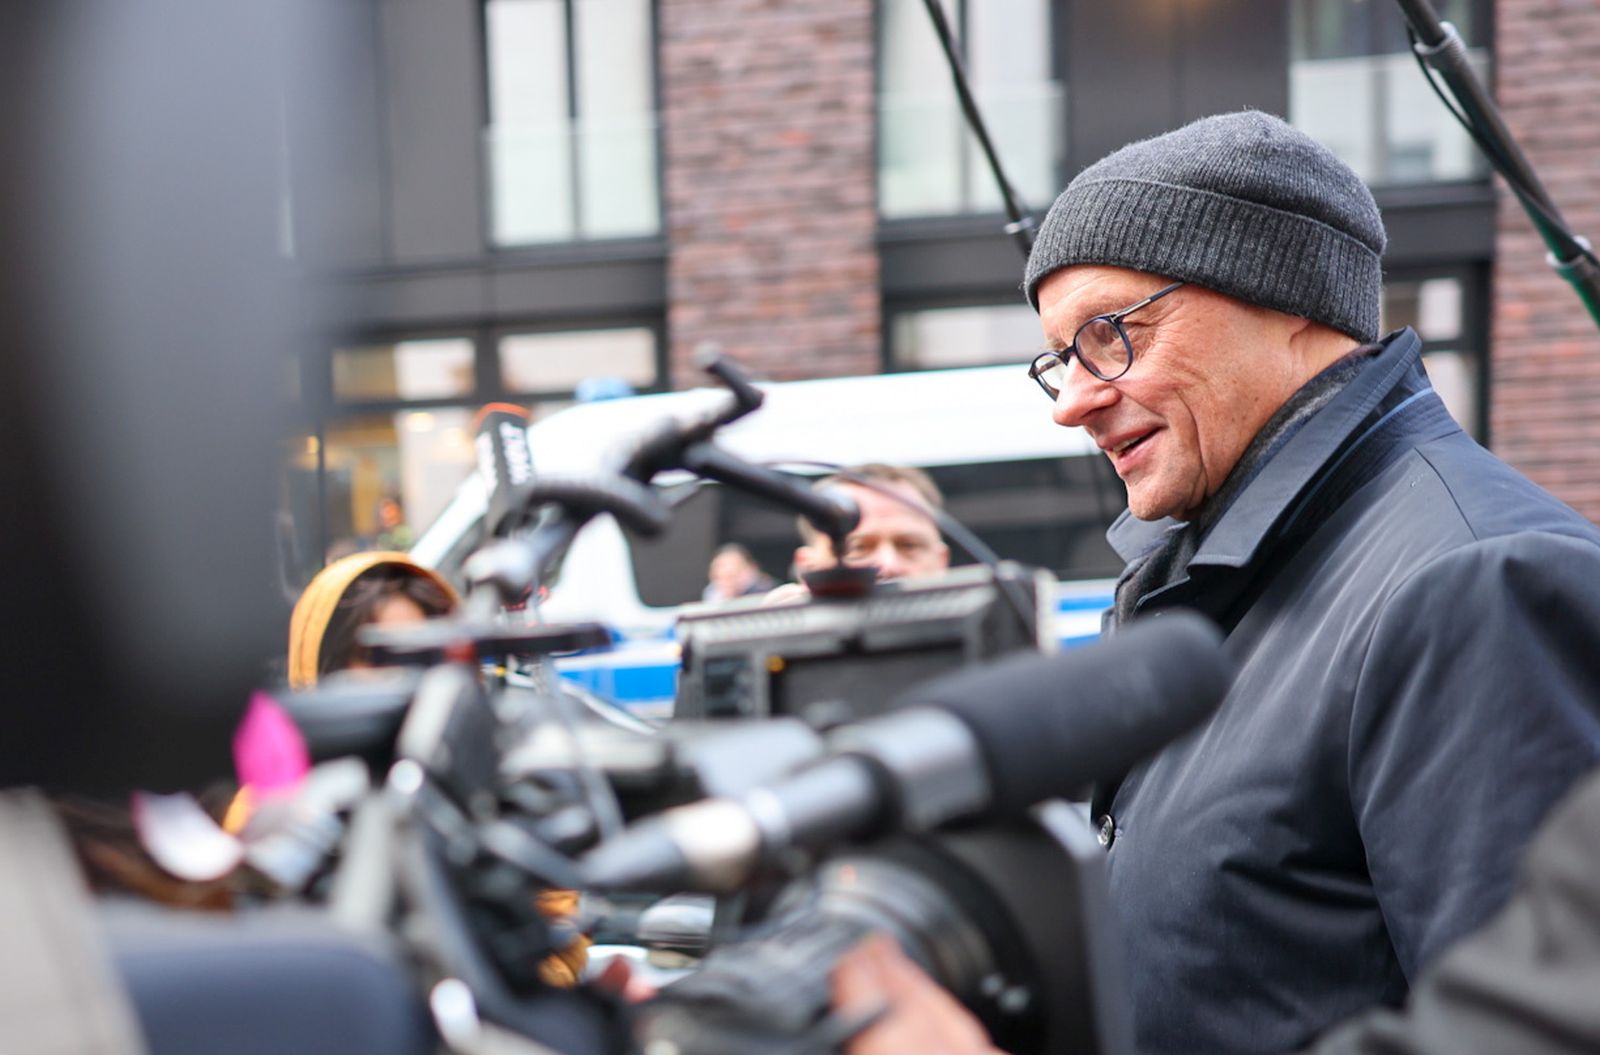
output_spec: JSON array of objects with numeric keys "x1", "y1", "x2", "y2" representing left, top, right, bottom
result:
[{"x1": 271, "y1": 356, "x2": 1208, "y2": 1055}]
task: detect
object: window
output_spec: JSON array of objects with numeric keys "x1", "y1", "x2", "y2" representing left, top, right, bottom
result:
[
  {"x1": 484, "y1": 0, "x2": 660, "y2": 245},
  {"x1": 499, "y1": 326, "x2": 657, "y2": 394},
  {"x1": 286, "y1": 324, "x2": 662, "y2": 583},
  {"x1": 331, "y1": 338, "x2": 476, "y2": 402},
  {"x1": 1382, "y1": 274, "x2": 1483, "y2": 439},
  {"x1": 297, "y1": 410, "x2": 478, "y2": 564},
  {"x1": 1290, "y1": 0, "x2": 1489, "y2": 186},
  {"x1": 889, "y1": 302, "x2": 1042, "y2": 370},
  {"x1": 878, "y1": 0, "x2": 1063, "y2": 219}
]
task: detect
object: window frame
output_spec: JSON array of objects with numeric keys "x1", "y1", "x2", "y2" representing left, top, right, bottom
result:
[
  {"x1": 478, "y1": 0, "x2": 665, "y2": 249},
  {"x1": 874, "y1": 0, "x2": 1070, "y2": 223}
]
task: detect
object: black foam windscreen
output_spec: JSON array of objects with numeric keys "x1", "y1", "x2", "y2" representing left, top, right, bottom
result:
[{"x1": 892, "y1": 612, "x2": 1232, "y2": 815}]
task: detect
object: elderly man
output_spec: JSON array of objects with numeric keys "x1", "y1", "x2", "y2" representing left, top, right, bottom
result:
[{"x1": 835, "y1": 111, "x2": 1600, "y2": 1054}]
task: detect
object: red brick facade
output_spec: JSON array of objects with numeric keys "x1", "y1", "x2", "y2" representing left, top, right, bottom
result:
[
  {"x1": 1492, "y1": 0, "x2": 1600, "y2": 521},
  {"x1": 659, "y1": 0, "x2": 880, "y2": 384}
]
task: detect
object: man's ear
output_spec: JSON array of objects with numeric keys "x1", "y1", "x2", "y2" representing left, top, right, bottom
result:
[{"x1": 933, "y1": 541, "x2": 951, "y2": 572}]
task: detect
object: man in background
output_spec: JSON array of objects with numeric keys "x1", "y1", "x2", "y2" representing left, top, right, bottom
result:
[
  {"x1": 702, "y1": 542, "x2": 776, "y2": 602},
  {"x1": 792, "y1": 463, "x2": 949, "y2": 583}
]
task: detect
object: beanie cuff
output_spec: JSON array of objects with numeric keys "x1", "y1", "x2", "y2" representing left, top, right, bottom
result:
[{"x1": 1024, "y1": 177, "x2": 1383, "y2": 342}]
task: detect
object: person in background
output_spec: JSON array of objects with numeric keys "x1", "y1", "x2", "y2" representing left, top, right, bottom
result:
[
  {"x1": 792, "y1": 463, "x2": 950, "y2": 584},
  {"x1": 373, "y1": 495, "x2": 414, "y2": 552},
  {"x1": 701, "y1": 542, "x2": 776, "y2": 603},
  {"x1": 287, "y1": 550, "x2": 456, "y2": 688}
]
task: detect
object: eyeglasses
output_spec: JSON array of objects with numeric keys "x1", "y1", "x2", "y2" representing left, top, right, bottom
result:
[{"x1": 1027, "y1": 281, "x2": 1185, "y2": 399}]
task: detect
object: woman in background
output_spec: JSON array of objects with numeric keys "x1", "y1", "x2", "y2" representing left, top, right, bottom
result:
[{"x1": 287, "y1": 550, "x2": 457, "y2": 689}]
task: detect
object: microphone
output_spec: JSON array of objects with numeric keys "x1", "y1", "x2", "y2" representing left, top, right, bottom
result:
[
  {"x1": 472, "y1": 403, "x2": 536, "y2": 538},
  {"x1": 580, "y1": 612, "x2": 1231, "y2": 892}
]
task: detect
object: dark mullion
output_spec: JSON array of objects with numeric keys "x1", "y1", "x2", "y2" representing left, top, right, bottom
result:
[
  {"x1": 1468, "y1": 260, "x2": 1492, "y2": 447},
  {"x1": 649, "y1": 0, "x2": 666, "y2": 241},
  {"x1": 476, "y1": 323, "x2": 501, "y2": 403},
  {"x1": 564, "y1": 0, "x2": 584, "y2": 239},
  {"x1": 314, "y1": 417, "x2": 329, "y2": 571},
  {"x1": 956, "y1": 0, "x2": 972, "y2": 213}
]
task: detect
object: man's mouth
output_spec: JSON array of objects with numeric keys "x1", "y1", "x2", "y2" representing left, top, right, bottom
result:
[{"x1": 1103, "y1": 429, "x2": 1156, "y2": 456}]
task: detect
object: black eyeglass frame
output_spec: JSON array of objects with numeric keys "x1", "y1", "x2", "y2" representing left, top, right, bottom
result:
[{"x1": 1027, "y1": 281, "x2": 1186, "y2": 399}]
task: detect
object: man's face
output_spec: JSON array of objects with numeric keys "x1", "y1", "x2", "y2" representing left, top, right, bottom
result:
[
  {"x1": 797, "y1": 482, "x2": 949, "y2": 581},
  {"x1": 1037, "y1": 265, "x2": 1309, "y2": 522},
  {"x1": 709, "y1": 551, "x2": 757, "y2": 596}
]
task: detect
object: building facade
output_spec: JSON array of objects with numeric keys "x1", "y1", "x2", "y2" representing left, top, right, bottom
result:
[{"x1": 284, "y1": 0, "x2": 1600, "y2": 570}]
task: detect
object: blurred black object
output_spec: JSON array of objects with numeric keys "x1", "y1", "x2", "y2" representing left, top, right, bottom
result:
[
  {"x1": 0, "y1": 4, "x2": 310, "y2": 793},
  {"x1": 102, "y1": 902, "x2": 436, "y2": 1055}
]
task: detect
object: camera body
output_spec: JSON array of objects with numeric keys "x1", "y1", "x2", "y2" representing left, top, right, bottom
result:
[{"x1": 676, "y1": 562, "x2": 1058, "y2": 723}]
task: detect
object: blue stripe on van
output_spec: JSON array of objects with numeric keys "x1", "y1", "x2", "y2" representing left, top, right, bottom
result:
[{"x1": 557, "y1": 662, "x2": 678, "y2": 705}]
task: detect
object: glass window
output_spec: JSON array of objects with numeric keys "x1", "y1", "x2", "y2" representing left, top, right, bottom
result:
[
  {"x1": 291, "y1": 409, "x2": 477, "y2": 564},
  {"x1": 878, "y1": 0, "x2": 1063, "y2": 219},
  {"x1": 1382, "y1": 275, "x2": 1480, "y2": 438},
  {"x1": 499, "y1": 326, "x2": 657, "y2": 393},
  {"x1": 890, "y1": 302, "x2": 1043, "y2": 369},
  {"x1": 331, "y1": 338, "x2": 476, "y2": 402},
  {"x1": 1290, "y1": 0, "x2": 1489, "y2": 186},
  {"x1": 485, "y1": 0, "x2": 660, "y2": 246}
]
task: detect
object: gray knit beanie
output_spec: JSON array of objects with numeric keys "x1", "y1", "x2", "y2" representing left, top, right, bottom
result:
[{"x1": 1023, "y1": 111, "x2": 1387, "y2": 342}]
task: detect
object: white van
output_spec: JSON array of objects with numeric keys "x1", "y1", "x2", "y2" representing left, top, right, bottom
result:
[{"x1": 412, "y1": 364, "x2": 1124, "y2": 713}]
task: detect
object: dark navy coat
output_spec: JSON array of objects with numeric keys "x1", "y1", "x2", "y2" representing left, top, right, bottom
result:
[{"x1": 1096, "y1": 327, "x2": 1600, "y2": 1055}]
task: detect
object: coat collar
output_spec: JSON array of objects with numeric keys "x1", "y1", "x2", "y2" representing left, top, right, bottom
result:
[{"x1": 1107, "y1": 326, "x2": 1441, "y2": 575}]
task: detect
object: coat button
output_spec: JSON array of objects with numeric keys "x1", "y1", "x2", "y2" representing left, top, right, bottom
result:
[{"x1": 1096, "y1": 813, "x2": 1116, "y2": 848}]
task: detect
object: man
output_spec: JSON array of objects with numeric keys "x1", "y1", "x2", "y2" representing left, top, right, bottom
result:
[
  {"x1": 702, "y1": 542, "x2": 775, "y2": 602},
  {"x1": 792, "y1": 463, "x2": 950, "y2": 583},
  {"x1": 835, "y1": 111, "x2": 1600, "y2": 1054}
]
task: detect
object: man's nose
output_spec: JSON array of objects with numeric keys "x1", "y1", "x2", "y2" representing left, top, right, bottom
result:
[
  {"x1": 870, "y1": 541, "x2": 907, "y2": 580},
  {"x1": 1051, "y1": 358, "x2": 1119, "y2": 428}
]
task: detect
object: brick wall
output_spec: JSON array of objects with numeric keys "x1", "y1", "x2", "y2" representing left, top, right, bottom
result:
[
  {"x1": 659, "y1": 0, "x2": 880, "y2": 385},
  {"x1": 1491, "y1": 0, "x2": 1600, "y2": 521}
]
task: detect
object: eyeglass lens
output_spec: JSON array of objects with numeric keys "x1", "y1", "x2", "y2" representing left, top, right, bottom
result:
[
  {"x1": 1075, "y1": 318, "x2": 1131, "y2": 379},
  {"x1": 1033, "y1": 317, "x2": 1131, "y2": 398}
]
